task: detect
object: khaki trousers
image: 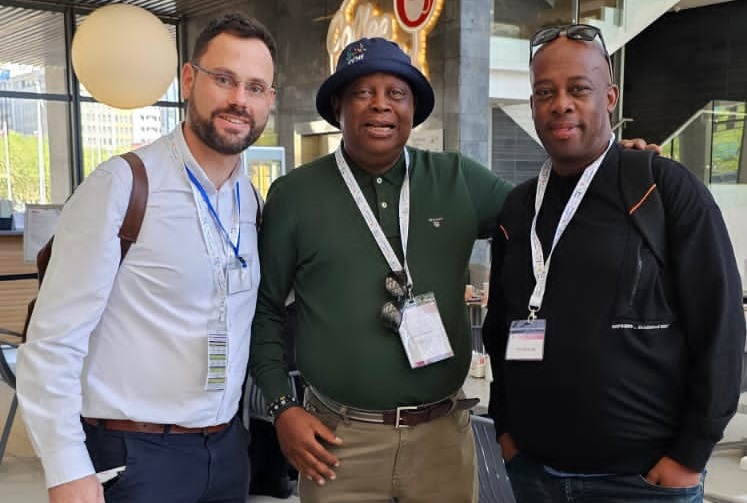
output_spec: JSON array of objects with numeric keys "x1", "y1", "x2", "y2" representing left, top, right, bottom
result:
[{"x1": 299, "y1": 390, "x2": 478, "y2": 503}]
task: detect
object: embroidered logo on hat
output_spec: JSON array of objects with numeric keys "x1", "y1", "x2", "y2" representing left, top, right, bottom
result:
[{"x1": 344, "y1": 42, "x2": 366, "y2": 66}]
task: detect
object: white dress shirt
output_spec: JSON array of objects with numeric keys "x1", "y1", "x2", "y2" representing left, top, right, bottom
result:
[{"x1": 16, "y1": 125, "x2": 260, "y2": 488}]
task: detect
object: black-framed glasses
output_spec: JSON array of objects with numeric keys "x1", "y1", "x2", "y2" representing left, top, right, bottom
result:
[
  {"x1": 529, "y1": 24, "x2": 613, "y2": 79},
  {"x1": 381, "y1": 270, "x2": 409, "y2": 333},
  {"x1": 190, "y1": 63, "x2": 275, "y2": 99}
]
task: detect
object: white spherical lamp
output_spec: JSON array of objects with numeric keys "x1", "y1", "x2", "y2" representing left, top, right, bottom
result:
[{"x1": 71, "y1": 4, "x2": 177, "y2": 109}]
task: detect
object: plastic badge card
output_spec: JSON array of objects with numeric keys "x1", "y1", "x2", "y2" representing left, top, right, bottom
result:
[
  {"x1": 506, "y1": 319, "x2": 546, "y2": 361},
  {"x1": 398, "y1": 292, "x2": 454, "y2": 368},
  {"x1": 205, "y1": 322, "x2": 228, "y2": 391}
]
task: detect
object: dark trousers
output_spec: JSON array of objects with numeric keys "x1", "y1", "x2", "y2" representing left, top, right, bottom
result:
[
  {"x1": 506, "y1": 453, "x2": 705, "y2": 503},
  {"x1": 83, "y1": 416, "x2": 250, "y2": 503}
]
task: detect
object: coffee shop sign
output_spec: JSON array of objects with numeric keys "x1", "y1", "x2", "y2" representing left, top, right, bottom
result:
[{"x1": 326, "y1": 0, "x2": 444, "y2": 77}]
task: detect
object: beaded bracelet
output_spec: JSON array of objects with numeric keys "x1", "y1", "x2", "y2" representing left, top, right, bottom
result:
[{"x1": 267, "y1": 394, "x2": 299, "y2": 418}]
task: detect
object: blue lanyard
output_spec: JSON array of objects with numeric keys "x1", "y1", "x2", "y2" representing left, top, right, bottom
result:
[{"x1": 185, "y1": 166, "x2": 246, "y2": 268}]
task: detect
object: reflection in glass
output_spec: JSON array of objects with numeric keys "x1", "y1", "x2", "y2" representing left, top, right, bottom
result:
[{"x1": 661, "y1": 100, "x2": 746, "y2": 185}]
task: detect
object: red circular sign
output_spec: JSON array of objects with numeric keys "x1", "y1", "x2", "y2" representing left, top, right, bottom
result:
[{"x1": 395, "y1": 0, "x2": 436, "y2": 31}]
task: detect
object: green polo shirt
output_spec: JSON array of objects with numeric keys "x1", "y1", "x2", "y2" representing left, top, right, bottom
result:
[{"x1": 250, "y1": 146, "x2": 512, "y2": 410}]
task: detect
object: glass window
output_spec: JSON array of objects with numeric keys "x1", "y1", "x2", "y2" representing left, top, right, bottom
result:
[
  {"x1": 0, "y1": 4, "x2": 183, "y2": 212},
  {"x1": 0, "y1": 6, "x2": 68, "y2": 208},
  {"x1": 79, "y1": 93, "x2": 181, "y2": 176}
]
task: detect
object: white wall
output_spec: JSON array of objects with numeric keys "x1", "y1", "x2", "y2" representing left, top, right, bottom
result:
[{"x1": 710, "y1": 184, "x2": 747, "y2": 293}]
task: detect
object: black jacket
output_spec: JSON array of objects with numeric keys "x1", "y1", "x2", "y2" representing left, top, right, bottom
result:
[{"x1": 483, "y1": 144, "x2": 745, "y2": 474}]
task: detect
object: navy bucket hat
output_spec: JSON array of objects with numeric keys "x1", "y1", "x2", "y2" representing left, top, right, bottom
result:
[{"x1": 316, "y1": 37, "x2": 435, "y2": 129}]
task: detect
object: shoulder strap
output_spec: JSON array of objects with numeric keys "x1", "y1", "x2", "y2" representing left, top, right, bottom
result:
[
  {"x1": 25, "y1": 153, "x2": 149, "y2": 342},
  {"x1": 619, "y1": 149, "x2": 668, "y2": 267},
  {"x1": 34, "y1": 152, "x2": 148, "y2": 282},
  {"x1": 118, "y1": 151, "x2": 149, "y2": 261}
]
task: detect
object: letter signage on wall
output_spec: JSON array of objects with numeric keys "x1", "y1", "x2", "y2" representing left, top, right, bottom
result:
[{"x1": 327, "y1": 0, "x2": 444, "y2": 77}]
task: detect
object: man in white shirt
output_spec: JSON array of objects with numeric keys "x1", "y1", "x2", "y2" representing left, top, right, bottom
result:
[{"x1": 16, "y1": 13, "x2": 276, "y2": 503}]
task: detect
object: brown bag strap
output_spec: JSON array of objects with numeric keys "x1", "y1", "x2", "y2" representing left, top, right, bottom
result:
[{"x1": 118, "y1": 152, "x2": 148, "y2": 261}]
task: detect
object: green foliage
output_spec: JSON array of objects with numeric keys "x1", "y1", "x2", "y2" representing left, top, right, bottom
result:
[
  {"x1": 659, "y1": 102, "x2": 744, "y2": 184},
  {"x1": 82, "y1": 145, "x2": 130, "y2": 177},
  {"x1": 0, "y1": 129, "x2": 49, "y2": 204},
  {"x1": 711, "y1": 118, "x2": 743, "y2": 179}
]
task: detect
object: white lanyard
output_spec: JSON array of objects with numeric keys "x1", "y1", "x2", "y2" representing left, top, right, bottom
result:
[
  {"x1": 170, "y1": 136, "x2": 239, "y2": 323},
  {"x1": 335, "y1": 144, "x2": 413, "y2": 292},
  {"x1": 528, "y1": 136, "x2": 614, "y2": 318}
]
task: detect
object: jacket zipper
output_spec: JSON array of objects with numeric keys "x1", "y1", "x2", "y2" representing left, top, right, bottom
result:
[{"x1": 630, "y1": 242, "x2": 643, "y2": 307}]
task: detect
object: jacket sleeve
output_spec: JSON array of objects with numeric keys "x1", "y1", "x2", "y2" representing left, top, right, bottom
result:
[
  {"x1": 482, "y1": 221, "x2": 511, "y2": 436},
  {"x1": 249, "y1": 177, "x2": 297, "y2": 406},
  {"x1": 459, "y1": 154, "x2": 514, "y2": 238},
  {"x1": 656, "y1": 158, "x2": 746, "y2": 472}
]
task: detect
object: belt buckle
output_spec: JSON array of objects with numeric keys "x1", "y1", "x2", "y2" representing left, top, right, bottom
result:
[{"x1": 394, "y1": 405, "x2": 418, "y2": 428}]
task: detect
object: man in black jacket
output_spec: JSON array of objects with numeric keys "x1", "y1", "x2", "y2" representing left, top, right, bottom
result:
[{"x1": 483, "y1": 24, "x2": 745, "y2": 503}]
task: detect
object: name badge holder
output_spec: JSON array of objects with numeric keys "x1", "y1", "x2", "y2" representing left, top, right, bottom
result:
[
  {"x1": 506, "y1": 318, "x2": 546, "y2": 361},
  {"x1": 184, "y1": 159, "x2": 246, "y2": 391},
  {"x1": 335, "y1": 144, "x2": 453, "y2": 368},
  {"x1": 227, "y1": 259, "x2": 252, "y2": 295},
  {"x1": 399, "y1": 293, "x2": 454, "y2": 368}
]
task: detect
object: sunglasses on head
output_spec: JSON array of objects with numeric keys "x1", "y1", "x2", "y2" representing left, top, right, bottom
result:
[{"x1": 529, "y1": 24, "x2": 613, "y2": 79}]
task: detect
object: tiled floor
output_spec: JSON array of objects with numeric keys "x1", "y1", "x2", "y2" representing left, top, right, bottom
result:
[
  {"x1": 0, "y1": 379, "x2": 300, "y2": 503},
  {"x1": 1, "y1": 381, "x2": 745, "y2": 502}
]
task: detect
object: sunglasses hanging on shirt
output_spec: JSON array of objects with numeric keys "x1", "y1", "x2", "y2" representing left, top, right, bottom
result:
[{"x1": 381, "y1": 270, "x2": 409, "y2": 332}]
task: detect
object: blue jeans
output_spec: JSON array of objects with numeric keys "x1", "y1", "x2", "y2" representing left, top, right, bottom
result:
[
  {"x1": 506, "y1": 453, "x2": 704, "y2": 503},
  {"x1": 83, "y1": 416, "x2": 250, "y2": 503}
]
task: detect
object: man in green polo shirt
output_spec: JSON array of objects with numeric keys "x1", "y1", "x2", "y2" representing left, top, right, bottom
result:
[
  {"x1": 250, "y1": 35, "x2": 655, "y2": 502},
  {"x1": 250, "y1": 37, "x2": 511, "y2": 502}
]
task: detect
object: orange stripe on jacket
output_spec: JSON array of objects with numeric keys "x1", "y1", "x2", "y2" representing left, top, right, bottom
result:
[
  {"x1": 499, "y1": 224, "x2": 509, "y2": 240},
  {"x1": 629, "y1": 184, "x2": 657, "y2": 215}
]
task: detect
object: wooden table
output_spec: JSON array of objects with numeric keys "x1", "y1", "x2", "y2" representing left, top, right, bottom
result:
[{"x1": 0, "y1": 233, "x2": 37, "y2": 335}]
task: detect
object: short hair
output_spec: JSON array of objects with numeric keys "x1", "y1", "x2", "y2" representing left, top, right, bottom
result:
[{"x1": 191, "y1": 13, "x2": 277, "y2": 66}]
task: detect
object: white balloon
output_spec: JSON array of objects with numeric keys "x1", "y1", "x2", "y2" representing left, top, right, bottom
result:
[{"x1": 72, "y1": 4, "x2": 177, "y2": 109}]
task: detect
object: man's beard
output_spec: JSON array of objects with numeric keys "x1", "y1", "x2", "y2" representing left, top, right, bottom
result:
[{"x1": 188, "y1": 101, "x2": 265, "y2": 155}]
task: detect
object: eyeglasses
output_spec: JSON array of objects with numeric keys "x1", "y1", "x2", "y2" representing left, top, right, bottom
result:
[
  {"x1": 529, "y1": 24, "x2": 613, "y2": 79},
  {"x1": 190, "y1": 63, "x2": 275, "y2": 99},
  {"x1": 381, "y1": 270, "x2": 409, "y2": 333}
]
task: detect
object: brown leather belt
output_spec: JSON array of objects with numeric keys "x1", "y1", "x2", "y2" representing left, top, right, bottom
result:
[
  {"x1": 83, "y1": 417, "x2": 230, "y2": 435},
  {"x1": 308, "y1": 387, "x2": 479, "y2": 428}
]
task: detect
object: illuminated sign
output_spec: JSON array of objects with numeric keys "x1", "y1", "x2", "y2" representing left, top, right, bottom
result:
[{"x1": 326, "y1": 0, "x2": 444, "y2": 78}]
